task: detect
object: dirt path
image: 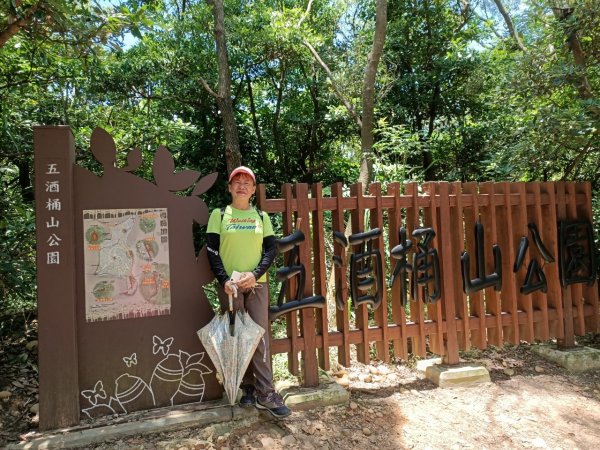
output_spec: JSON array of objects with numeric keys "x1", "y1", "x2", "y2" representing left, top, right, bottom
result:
[{"x1": 2, "y1": 329, "x2": 600, "y2": 449}]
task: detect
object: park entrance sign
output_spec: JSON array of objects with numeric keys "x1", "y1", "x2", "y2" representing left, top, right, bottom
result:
[
  {"x1": 34, "y1": 126, "x2": 598, "y2": 431},
  {"x1": 34, "y1": 127, "x2": 220, "y2": 430}
]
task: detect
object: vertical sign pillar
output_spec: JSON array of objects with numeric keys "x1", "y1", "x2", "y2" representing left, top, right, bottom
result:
[{"x1": 34, "y1": 126, "x2": 80, "y2": 429}]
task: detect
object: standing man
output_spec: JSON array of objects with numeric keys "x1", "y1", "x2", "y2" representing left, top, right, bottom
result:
[{"x1": 206, "y1": 166, "x2": 291, "y2": 418}]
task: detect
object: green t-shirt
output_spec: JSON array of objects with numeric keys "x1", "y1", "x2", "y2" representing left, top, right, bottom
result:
[{"x1": 206, "y1": 205, "x2": 274, "y2": 282}]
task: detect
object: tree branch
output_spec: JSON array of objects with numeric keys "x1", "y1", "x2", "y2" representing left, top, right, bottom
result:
[
  {"x1": 199, "y1": 77, "x2": 219, "y2": 99},
  {"x1": 0, "y1": 3, "x2": 42, "y2": 48},
  {"x1": 297, "y1": 0, "x2": 314, "y2": 28},
  {"x1": 302, "y1": 40, "x2": 362, "y2": 129},
  {"x1": 492, "y1": 0, "x2": 526, "y2": 51}
]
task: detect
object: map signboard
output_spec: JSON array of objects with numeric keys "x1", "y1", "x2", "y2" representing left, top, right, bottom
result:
[{"x1": 83, "y1": 208, "x2": 171, "y2": 322}]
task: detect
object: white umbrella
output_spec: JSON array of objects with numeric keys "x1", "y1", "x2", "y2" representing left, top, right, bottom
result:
[{"x1": 197, "y1": 293, "x2": 265, "y2": 405}]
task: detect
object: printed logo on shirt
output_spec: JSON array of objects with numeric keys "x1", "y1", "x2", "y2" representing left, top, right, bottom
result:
[{"x1": 225, "y1": 217, "x2": 261, "y2": 231}]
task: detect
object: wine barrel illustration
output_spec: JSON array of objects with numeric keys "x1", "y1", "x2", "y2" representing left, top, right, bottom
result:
[
  {"x1": 114, "y1": 374, "x2": 155, "y2": 413},
  {"x1": 149, "y1": 354, "x2": 184, "y2": 406}
]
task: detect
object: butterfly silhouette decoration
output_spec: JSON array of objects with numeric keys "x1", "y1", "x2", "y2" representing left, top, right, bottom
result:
[
  {"x1": 123, "y1": 353, "x2": 137, "y2": 368},
  {"x1": 152, "y1": 335, "x2": 174, "y2": 356},
  {"x1": 81, "y1": 380, "x2": 107, "y2": 406}
]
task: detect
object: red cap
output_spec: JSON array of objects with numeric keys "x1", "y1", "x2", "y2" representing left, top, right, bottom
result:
[{"x1": 228, "y1": 166, "x2": 256, "y2": 183}]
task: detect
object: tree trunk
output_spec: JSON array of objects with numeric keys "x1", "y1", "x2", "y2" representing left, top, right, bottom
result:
[
  {"x1": 207, "y1": 0, "x2": 241, "y2": 173},
  {"x1": 358, "y1": 0, "x2": 388, "y2": 187}
]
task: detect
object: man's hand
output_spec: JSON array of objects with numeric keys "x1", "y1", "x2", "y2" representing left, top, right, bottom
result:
[
  {"x1": 237, "y1": 272, "x2": 257, "y2": 289},
  {"x1": 224, "y1": 280, "x2": 237, "y2": 296}
]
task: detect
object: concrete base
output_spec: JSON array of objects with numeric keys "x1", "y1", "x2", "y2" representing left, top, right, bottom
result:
[
  {"x1": 416, "y1": 358, "x2": 491, "y2": 388},
  {"x1": 276, "y1": 373, "x2": 350, "y2": 410},
  {"x1": 531, "y1": 344, "x2": 600, "y2": 372},
  {"x1": 9, "y1": 376, "x2": 349, "y2": 449}
]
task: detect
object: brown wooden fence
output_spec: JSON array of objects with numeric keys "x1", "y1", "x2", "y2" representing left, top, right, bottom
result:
[{"x1": 256, "y1": 181, "x2": 599, "y2": 388}]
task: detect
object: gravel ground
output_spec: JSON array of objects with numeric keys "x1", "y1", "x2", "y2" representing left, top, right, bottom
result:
[{"x1": 2, "y1": 320, "x2": 600, "y2": 449}]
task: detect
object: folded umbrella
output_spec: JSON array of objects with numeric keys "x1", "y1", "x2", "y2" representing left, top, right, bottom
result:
[{"x1": 197, "y1": 291, "x2": 265, "y2": 405}]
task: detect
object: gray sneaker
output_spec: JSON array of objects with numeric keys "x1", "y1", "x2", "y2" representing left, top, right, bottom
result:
[{"x1": 256, "y1": 391, "x2": 291, "y2": 418}]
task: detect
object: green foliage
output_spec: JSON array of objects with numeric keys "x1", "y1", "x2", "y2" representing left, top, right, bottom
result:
[
  {"x1": 1, "y1": 0, "x2": 600, "y2": 316},
  {"x1": 0, "y1": 164, "x2": 36, "y2": 314}
]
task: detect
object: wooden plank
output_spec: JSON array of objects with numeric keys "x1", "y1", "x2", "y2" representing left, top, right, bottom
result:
[
  {"x1": 512, "y1": 183, "x2": 534, "y2": 342},
  {"x1": 526, "y1": 183, "x2": 550, "y2": 341},
  {"x1": 281, "y1": 184, "x2": 300, "y2": 375},
  {"x1": 498, "y1": 182, "x2": 520, "y2": 344},
  {"x1": 387, "y1": 182, "x2": 408, "y2": 360},
  {"x1": 450, "y1": 182, "x2": 470, "y2": 351},
  {"x1": 479, "y1": 182, "x2": 503, "y2": 347},
  {"x1": 258, "y1": 189, "x2": 586, "y2": 215},
  {"x1": 311, "y1": 183, "x2": 330, "y2": 370},
  {"x1": 295, "y1": 183, "x2": 318, "y2": 386},
  {"x1": 350, "y1": 183, "x2": 371, "y2": 364},
  {"x1": 578, "y1": 182, "x2": 599, "y2": 333},
  {"x1": 368, "y1": 183, "x2": 390, "y2": 362},
  {"x1": 565, "y1": 182, "x2": 586, "y2": 336},
  {"x1": 462, "y1": 182, "x2": 486, "y2": 348},
  {"x1": 406, "y1": 182, "x2": 427, "y2": 356},
  {"x1": 556, "y1": 181, "x2": 575, "y2": 348},
  {"x1": 331, "y1": 182, "x2": 351, "y2": 367},
  {"x1": 437, "y1": 182, "x2": 459, "y2": 364},
  {"x1": 422, "y1": 182, "x2": 444, "y2": 356},
  {"x1": 540, "y1": 182, "x2": 564, "y2": 339}
]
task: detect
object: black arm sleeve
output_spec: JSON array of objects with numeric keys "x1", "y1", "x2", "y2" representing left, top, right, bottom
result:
[
  {"x1": 206, "y1": 232, "x2": 229, "y2": 286},
  {"x1": 252, "y1": 235, "x2": 276, "y2": 281}
]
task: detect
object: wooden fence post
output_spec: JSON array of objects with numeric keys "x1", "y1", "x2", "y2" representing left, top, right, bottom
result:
[{"x1": 34, "y1": 126, "x2": 80, "y2": 429}]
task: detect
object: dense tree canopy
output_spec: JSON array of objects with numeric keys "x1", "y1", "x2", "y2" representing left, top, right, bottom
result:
[{"x1": 1, "y1": 0, "x2": 599, "y2": 315}]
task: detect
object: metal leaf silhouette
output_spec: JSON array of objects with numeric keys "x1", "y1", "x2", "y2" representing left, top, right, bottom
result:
[
  {"x1": 122, "y1": 148, "x2": 142, "y2": 172},
  {"x1": 153, "y1": 146, "x2": 201, "y2": 191},
  {"x1": 90, "y1": 128, "x2": 117, "y2": 169},
  {"x1": 192, "y1": 172, "x2": 219, "y2": 196}
]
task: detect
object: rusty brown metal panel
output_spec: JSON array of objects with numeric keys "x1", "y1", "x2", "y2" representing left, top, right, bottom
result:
[
  {"x1": 34, "y1": 126, "x2": 80, "y2": 430},
  {"x1": 72, "y1": 129, "x2": 220, "y2": 420}
]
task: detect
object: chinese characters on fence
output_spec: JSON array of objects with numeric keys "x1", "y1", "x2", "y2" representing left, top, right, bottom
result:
[
  {"x1": 270, "y1": 230, "x2": 325, "y2": 321},
  {"x1": 321, "y1": 220, "x2": 593, "y2": 314}
]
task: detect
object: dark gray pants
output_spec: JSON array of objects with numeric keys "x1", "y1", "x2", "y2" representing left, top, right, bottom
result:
[{"x1": 218, "y1": 282, "x2": 274, "y2": 396}]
